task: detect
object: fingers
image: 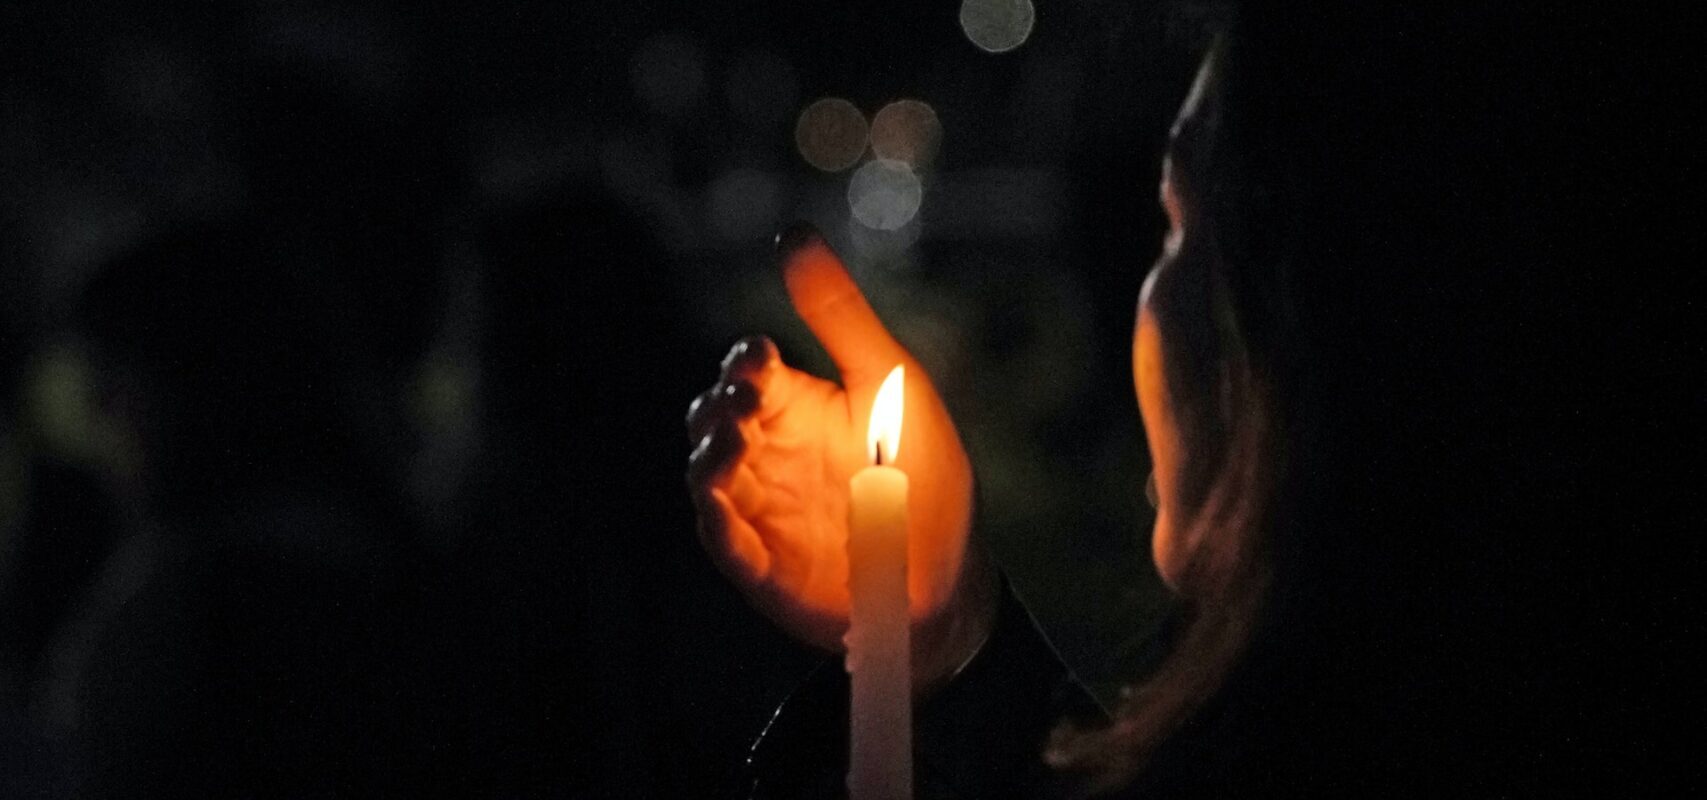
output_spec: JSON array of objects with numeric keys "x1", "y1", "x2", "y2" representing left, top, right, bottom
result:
[
  {"x1": 725, "y1": 335, "x2": 796, "y2": 422},
  {"x1": 687, "y1": 416, "x2": 770, "y2": 580},
  {"x1": 720, "y1": 334, "x2": 777, "y2": 383},
  {"x1": 687, "y1": 416, "x2": 743, "y2": 491},
  {"x1": 686, "y1": 335, "x2": 785, "y2": 441},
  {"x1": 776, "y1": 222, "x2": 910, "y2": 389},
  {"x1": 686, "y1": 379, "x2": 759, "y2": 445},
  {"x1": 687, "y1": 352, "x2": 777, "y2": 578},
  {"x1": 688, "y1": 408, "x2": 768, "y2": 517},
  {"x1": 695, "y1": 487, "x2": 771, "y2": 583}
]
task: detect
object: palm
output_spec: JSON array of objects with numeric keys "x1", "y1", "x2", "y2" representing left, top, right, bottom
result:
[
  {"x1": 737, "y1": 367, "x2": 865, "y2": 644},
  {"x1": 688, "y1": 226, "x2": 989, "y2": 673}
]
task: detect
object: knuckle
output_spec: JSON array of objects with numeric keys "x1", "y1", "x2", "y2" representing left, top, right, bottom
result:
[
  {"x1": 713, "y1": 420, "x2": 745, "y2": 460},
  {"x1": 722, "y1": 334, "x2": 776, "y2": 378},
  {"x1": 686, "y1": 387, "x2": 727, "y2": 434},
  {"x1": 723, "y1": 380, "x2": 760, "y2": 415},
  {"x1": 686, "y1": 421, "x2": 744, "y2": 486},
  {"x1": 721, "y1": 338, "x2": 754, "y2": 370}
]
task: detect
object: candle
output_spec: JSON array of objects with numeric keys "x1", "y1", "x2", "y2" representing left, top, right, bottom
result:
[{"x1": 846, "y1": 364, "x2": 912, "y2": 800}]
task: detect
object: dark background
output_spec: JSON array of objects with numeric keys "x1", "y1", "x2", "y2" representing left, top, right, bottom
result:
[{"x1": 0, "y1": 0, "x2": 1235, "y2": 795}]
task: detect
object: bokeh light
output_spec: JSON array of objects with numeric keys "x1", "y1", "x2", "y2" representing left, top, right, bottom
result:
[
  {"x1": 847, "y1": 159, "x2": 922, "y2": 231},
  {"x1": 869, "y1": 99, "x2": 942, "y2": 168},
  {"x1": 959, "y1": 0, "x2": 1036, "y2": 53},
  {"x1": 849, "y1": 214, "x2": 921, "y2": 262},
  {"x1": 794, "y1": 97, "x2": 868, "y2": 172}
]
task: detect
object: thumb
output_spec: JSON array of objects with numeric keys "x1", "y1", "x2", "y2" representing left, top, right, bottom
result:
[{"x1": 776, "y1": 222, "x2": 909, "y2": 389}]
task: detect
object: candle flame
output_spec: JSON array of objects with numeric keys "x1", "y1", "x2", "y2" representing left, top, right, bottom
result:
[{"x1": 867, "y1": 365, "x2": 905, "y2": 464}]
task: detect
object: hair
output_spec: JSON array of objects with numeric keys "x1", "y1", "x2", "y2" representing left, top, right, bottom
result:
[
  {"x1": 1043, "y1": 3, "x2": 1604, "y2": 794},
  {"x1": 1041, "y1": 27, "x2": 1291, "y2": 792}
]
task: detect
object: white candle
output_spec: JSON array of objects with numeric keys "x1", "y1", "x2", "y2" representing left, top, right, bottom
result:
[{"x1": 846, "y1": 365, "x2": 912, "y2": 800}]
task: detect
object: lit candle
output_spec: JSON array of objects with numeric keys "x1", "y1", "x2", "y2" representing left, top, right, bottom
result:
[{"x1": 846, "y1": 364, "x2": 912, "y2": 800}]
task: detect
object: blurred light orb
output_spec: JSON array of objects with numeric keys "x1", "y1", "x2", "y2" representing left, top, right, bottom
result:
[
  {"x1": 959, "y1": 0, "x2": 1036, "y2": 53},
  {"x1": 848, "y1": 159, "x2": 923, "y2": 231},
  {"x1": 794, "y1": 97, "x2": 869, "y2": 172},
  {"x1": 632, "y1": 33, "x2": 707, "y2": 118},
  {"x1": 850, "y1": 214, "x2": 922, "y2": 261},
  {"x1": 869, "y1": 100, "x2": 942, "y2": 168}
]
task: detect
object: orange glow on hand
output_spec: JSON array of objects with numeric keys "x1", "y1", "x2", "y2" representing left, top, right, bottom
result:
[{"x1": 689, "y1": 224, "x2": 997, "y2": 690}]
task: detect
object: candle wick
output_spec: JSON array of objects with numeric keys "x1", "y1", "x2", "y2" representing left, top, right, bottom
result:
[{"x1": 875, "y1": 441, "x2": 886, "y2": 466}]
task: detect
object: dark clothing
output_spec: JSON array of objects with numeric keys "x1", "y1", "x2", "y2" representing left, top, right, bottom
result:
[
  {"x1": 741, "y1": 574, "x2": 1570, "y2": 799},
  {"x1": 744, "y1": 578, "x2": 1105, "y2": 800}
]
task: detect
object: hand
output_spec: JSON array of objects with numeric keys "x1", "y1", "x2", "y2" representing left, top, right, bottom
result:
[{"x1": 687, "y1": 223, "x2": 998, "y2": 692}]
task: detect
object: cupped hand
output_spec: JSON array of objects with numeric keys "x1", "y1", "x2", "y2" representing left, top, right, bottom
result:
[{"x1": 686, "y1": 223, "x2": 997, "y2": 691}]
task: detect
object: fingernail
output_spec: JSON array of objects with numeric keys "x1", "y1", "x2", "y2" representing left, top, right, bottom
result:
[
  {"x1": 723, "y1": 335, "x2": 778, "y2": 378},
  {"x1": 774, "y1": 220, "x2": 823, "y2": 261},
  {"x1": 724, "y1": 381, "x2": 759, "y2": 414},
  {"x1": 721, "y1": 339, "x2": 750, "y2": 371}
]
